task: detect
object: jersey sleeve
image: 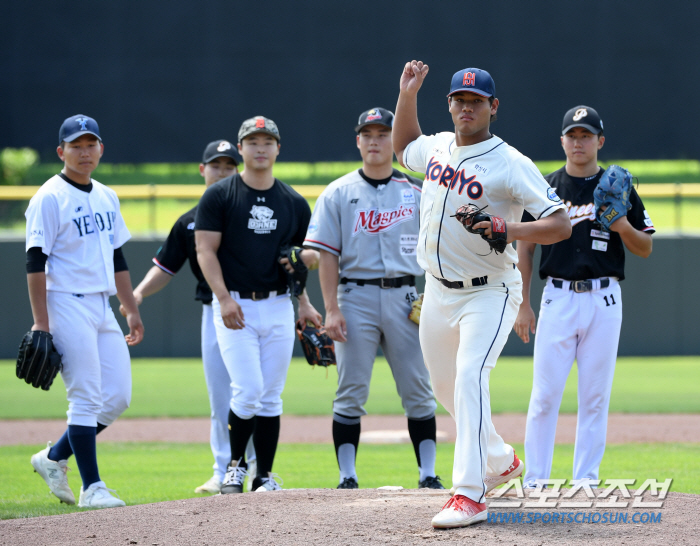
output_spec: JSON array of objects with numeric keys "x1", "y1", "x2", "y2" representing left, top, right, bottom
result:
[
  {"x1": 510, "y1": 157, "x2": 565, "y2": 219},
  {"x1": 403, "y1": 134, "x2": 434, "y2": 174},
  {"x1": 112, "y1": 196, "x2": 131, "y2": 249},
  {"x1": 292, "y1": 196, "x2": 312, "y2": 247},
  {"x1": 627, "y1": 187, "x2": 655, "y2": 234},
  {"x1": 153, "y1": 218, "x2": 189, "y2": 275},
  {"x1": 25, "y1": 192, "x2": 59, "y2": 255},
  {"x1": 303, "y1": 187, "x2": 342, "y2": 256},
  {"x1": 195, "y1": 183, "x2": 226, "y2": 232}
]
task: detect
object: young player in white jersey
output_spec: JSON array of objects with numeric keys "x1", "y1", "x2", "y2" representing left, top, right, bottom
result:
[
  {"x1": 514, "y1": 106, "x2": 654, "y2": 490},
  {"x1": 195, "y1": 117, "x2": 322, "y2": 493},
  {"x1": 393, "y1": 62, "x2": 572, "y2": 528},
  {"x1": 304, "y1": 108, "x2": 443, "y2": 490},
  {"x1": 121, "y1": 140, "x2": 256, "y2": 494},
  {"x1": 26, "y1": 114, "x2": 143, "y2": 509}
]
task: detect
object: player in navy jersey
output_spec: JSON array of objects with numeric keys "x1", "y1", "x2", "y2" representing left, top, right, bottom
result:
[
  {"x1": 122, "y1": 140, "x2": 256, "y2": 494},
  {"x1": 195, "y1": 116, "x2": 322, "y2": 493},
  {"x1": 515, "y1": 105, "x2": 654, "y2": 489}
]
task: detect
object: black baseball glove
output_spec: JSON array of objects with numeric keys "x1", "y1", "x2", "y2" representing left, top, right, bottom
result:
[
  {"x1": 279, "y1": 246, "x2": 308, "y2": 298},
  {"x1": 452, "y1": 203, "x2": 508, "y2": 255},
  {"x1": 593, "y1": 165, "x2": 634, "y2": 231},
  {"x1": 296, "y1": 322, "x2": 336, "y2": 368},
  {"x1": 16, "y1": 330, "x2": 63, "y2": 391}
]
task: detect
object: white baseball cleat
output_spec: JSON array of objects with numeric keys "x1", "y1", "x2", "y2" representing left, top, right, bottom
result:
[
  {"x1": 431, "y1": 494, "x2": 487, "y2": 528},
  {"x1": 255, "y1": 472, "x2": 283, "y2": 492},
  {"x1": 194, "y1": 476, "x2": 222, "y2": 494},
  {"x1": 31, "y1": 441, "x2": 76, "y2": 505},
  {"x1": 484, "y1": 451, "x2": 524, "y2": 494},
  {"x1": 78, "y1": 481, "x2": 126, "y2": 508}
]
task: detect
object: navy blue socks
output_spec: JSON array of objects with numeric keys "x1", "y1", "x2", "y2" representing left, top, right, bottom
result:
[
  {"x1": 67, "y1": 425, "x2": 101, "y2": 489},
  {"x1": 49, "y1": 423, "x2": 107, "y2": 462}
]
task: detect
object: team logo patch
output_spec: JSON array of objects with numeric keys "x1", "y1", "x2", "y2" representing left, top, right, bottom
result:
[
  {"x1": 573, "y1": 108, "x2": 588, "y2": 121},
  {"x1": 248, "y1": 205, "x2": 277, "y2": 233},
  {"x1": 187, "y1": 221, "x2": 195, "y2": 230},
  {"x1": 365, "y1": 109, "x2": 382, "y2": 122},
  {"x1": 492, "y1": 216, "x2": 506, "y2": 233},
  {"x1": 217, "y1": 141, "x2": 232, "y2": 152},
  {"x1": 307, "y1": 221, "x2": 319, "y2": 234},
  {"x1": 353, "y1": 204, "x2": 416, "y2": 235},
  {"x1": 547, "y1": 187, "x2": 562, "y2": 202},
  {"x1": 401, "y1": 189, "x2": 415, "y2": 204},
  {"x1": 75, "y1": 117, "x2": 89, "y2": 130},
  {"x1": 463, "y1": 72, "x2": 476, "y2": 86}
]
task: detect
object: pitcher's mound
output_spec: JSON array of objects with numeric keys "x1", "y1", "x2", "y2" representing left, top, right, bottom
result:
[{"x1": 1, "y1": 488, "x2": 697, "y2": 545}]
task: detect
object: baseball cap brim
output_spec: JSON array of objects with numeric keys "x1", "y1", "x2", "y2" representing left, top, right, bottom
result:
[
  {"x1": 355, "y1": 121, "x2": 392, "y2": 132},
  {"x1": 62, "y1": 130, "x2": 102, "y2": 143},
  {"x1": 447, "y1": 88, "x2": 493, "y2": 98},
  {"x1": 239, "y1": 129, "x2": 280, "y2": 142},
  {"x1": 562, "y1": 123, "x2": 601, "y2": 135},
  {"x1": 205, "y1": 153, "x2": 239, "y2": 164}
]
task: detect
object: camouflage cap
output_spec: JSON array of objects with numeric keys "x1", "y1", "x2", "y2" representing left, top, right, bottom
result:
[{"x1": 238, "y1": 116, "x2": 280, "y2": 143}]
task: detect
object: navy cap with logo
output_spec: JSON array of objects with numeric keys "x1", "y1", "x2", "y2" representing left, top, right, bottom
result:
[
  {"x1": 355, "y1": 107, "x2": 394, "y2": 132},
  {"x1": 447, "y1": 68, "x2": 495, "y2": 98},
  {"x1": 202, "y1": 140, "x2": 239, "y2": 165},
  {"x1": 59, "y1": 114, "x2": 101, "y2": 144},
  {"x1": 562, "y1": 105, "x2": 604, "y2": 135},
  {"x1": 238, "y1": 116, "x2": 280, "y2": 143}
]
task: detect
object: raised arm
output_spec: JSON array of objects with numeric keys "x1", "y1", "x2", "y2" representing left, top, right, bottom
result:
[{"x1": 393, "y1": 60, "x2": 429, "y2": 167}]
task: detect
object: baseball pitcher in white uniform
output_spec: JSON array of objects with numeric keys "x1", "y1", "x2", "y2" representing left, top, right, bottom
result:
[
  {"x1": 393, "y1": 62, "x2": 572, "y2": 528},
  {"x1": 304, "y1": 107, "x2": 442, "y2": 491},
  {"x1": 26, "y1": 115, "x2": 143, "y2": 509}
]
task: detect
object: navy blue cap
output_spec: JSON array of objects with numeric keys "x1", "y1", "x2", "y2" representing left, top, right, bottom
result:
[
  {"x1": 447, "y1": 68, "x2": 495, "y2": 98},
  {"x1": 355, "y1": 107, "x2": 394, "y2": 132},
  {"x1": 562, "y1": 105, "x2": 604, "y2": 135},
  {"x1": 59, "y1": 114, "x2": 101, "y2": 144}
]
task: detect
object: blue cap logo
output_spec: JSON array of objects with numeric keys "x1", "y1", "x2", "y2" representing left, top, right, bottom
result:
[{"x1": 59, "y1": 114, "x2": 101, "y2": 144}]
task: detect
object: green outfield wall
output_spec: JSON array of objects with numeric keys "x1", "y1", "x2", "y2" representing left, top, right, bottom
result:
[{"x1": 0, "y1": 237, "x2": 698, "y2": 358}]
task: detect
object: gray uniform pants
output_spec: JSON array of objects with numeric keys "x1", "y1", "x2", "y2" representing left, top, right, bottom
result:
[{"x1": 333, "y1": 282, "x2": 437, "y2": 419}]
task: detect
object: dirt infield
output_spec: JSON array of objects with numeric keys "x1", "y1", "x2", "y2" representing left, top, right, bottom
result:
[
  {"x1": 2, "y1": 413, "x2": 699, "y2": 446},
  {"x1": 1, "y1": 488, "x2": 696, "y2": 545}
]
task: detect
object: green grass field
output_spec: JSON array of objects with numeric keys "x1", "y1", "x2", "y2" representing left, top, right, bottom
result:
[
  {"x1": 2, "y1": 442, "x2": 696, "y2": 519},
  {"x1": 2, "y1": 356, "x2": 699, "y2": 419}
]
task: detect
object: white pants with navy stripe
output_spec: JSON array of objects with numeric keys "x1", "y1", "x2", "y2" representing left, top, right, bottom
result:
[
  {"x1": 419, "y1": 272, "x2": 522, "y2": 502},
  {"x1": 212, "y1": 293, "x2": 295, "y2": 419},
  {"x1": 48, "y1": 291, "x2": 131, "y2": 427},
  {"x1": 524, "y1": 278, "x2": 622, "y2": 487}
]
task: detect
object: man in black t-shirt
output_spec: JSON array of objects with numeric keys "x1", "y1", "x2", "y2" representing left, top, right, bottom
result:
[
  {"x1": 514, "y1": 106, "x2": 654, "y2": 489},
  {"x1": 122, "y1": 140, "x2": 256, "y2": 494},
  {"x1": 196, "y1": 116, "x2": 322, "y2": 493}
]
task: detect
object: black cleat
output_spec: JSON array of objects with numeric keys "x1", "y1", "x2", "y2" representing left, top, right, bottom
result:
[
  {"x1": 337, "y1": 477, "x2": 359, "y2": 489},
  {"x1": 220, "y1": 462, "x2": 247, "y2": 494},
  {"x1": 419, "y1": 475, "x2": 445, "y2": 489}
]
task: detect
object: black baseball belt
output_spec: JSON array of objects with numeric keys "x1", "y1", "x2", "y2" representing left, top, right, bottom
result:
[
  {"x1": 235, "y1": 286, "x2": 289, "y2": 300},
  {"x1": 434, "y1": 275, "x2": 488, "y2": 289},
  {"x1": 552, "y1": 278, "x2": 610, "y2": 293},
  {"x1": 340, "y1": 275, "x2": 415, "y2": 289}
]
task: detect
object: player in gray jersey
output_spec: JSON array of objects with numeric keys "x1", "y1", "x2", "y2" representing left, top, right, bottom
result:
[{"x1": 304, "y1": 108, "x2": 442, "y2": 490}]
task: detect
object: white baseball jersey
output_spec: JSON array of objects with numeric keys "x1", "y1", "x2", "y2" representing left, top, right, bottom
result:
[
  {"x1": 404, "y1": 133, "x2": 565, "y2": 280},
  {"x1": 25, "y1": 175, "x2": 130, "y2": 295},
  {"x1": 304, "y1": 169, "x2": 424, "y2": 278}
]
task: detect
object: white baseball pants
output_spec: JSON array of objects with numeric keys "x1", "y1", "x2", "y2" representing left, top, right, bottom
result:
[
  {"x1": 47, "y1": 291, "x2": 131, "y2": 427},
  {"x1": 419, "y1": 271, "x2": 522, "y2": 502},
  {"x1": 524, "y1": 278, "x2": 622, "y2": 486},
  {"x1": 212, "y1": 292, "x2": 295, "y2": 419}
]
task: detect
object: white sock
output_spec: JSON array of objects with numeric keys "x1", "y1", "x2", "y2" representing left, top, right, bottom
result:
[
  {"x1": 418, "y1": 439, "x2": 437, "y2": 481},
  {"x1": 337, "y1": 443, "x2": 357, "y2": 481}
]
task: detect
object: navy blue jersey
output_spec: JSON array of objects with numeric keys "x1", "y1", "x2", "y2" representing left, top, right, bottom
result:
[{"x1": 522, "y1": 166, "x2": 655, "y2": 281}]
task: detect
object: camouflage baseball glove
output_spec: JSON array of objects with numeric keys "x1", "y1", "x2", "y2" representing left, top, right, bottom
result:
[
  {"x1": 279, "y1": 246, "x2": 308, "y2": 297},
  {"x1": 16, "y1": 330, "x2": 63, "y2": 391},
  {"x1": 296, "y1": 322, "x2": 336, "y2": 368},
  {"x1": 593, "y1": 165, "x2": 633, "y2": 231},
  {"x1": 452, "y1": 204, "x2": 508, "y2": 255}
]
